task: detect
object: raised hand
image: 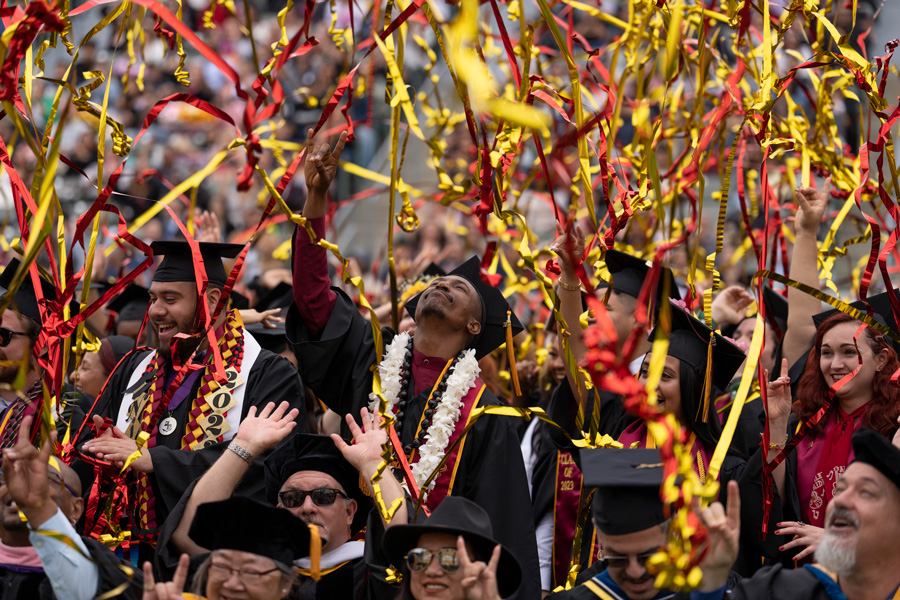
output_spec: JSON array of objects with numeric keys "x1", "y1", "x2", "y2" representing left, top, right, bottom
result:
[
  {"x1": 711, "y1": 286, "x2": 754, "y2": 326},
  {"x1": 697, "y1": 480, "x2": 741, "y2": 592},
  {"x1": 764, "y1": 358, "x2": 793, "y2": 425},
  {"x1": 330, "y1": 407, "x2": 388, "y2": 480},
  {"x1": 239, "y1": 308, "x2": 284, "y2": 329},
  {"x1": 775, "y1": 521, "x2": 824, "y2": 561},
  {"x1": 304, "y1": 128, "x2": 348, "y2": 200},
  {"x1": 141, "y1": 554, "x2": 189, "y2": 600},
  {"x1": 195, "y1": 210, "x2": 222, "y2": 243},
  {"x1": 2, "y1": 416, "x2": 56, "y2": 527},
  {"x1": 794, "y1": 176, "x2": 831, "y2": 234},
  {"x1": 549, "y1": 211, "x2": 585, "y2": 278},
  {"x1": 459, "y1": 536, "x2": 502, "y2": 600},
  {"x1": 234, "y1": 401, "x2": 300, "y2": 457}
]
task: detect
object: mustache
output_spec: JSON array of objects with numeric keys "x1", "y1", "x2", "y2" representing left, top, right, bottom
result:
[
  {"x1": 620, "y1": 572, "x2": 654, "y2": 585},
  {"x1": 827, "y1": 508, "x2": 860, "y2": 529}
]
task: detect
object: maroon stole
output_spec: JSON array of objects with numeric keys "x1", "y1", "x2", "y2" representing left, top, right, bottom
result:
[{"x1": 552, "y1": 451, "x2": 584, "y2": 586}]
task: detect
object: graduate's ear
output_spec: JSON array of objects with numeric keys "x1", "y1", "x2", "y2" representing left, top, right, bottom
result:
[
  {"x1": 206, "y1": 286, "x2": 222, "y2": 311},
  {"x1": 346, "y1": 499, "x2": 357, "y2": 529},
  {"x1": 71, "y1": 496, "x2": 84, "y2": 523},
  {"x1": 466, "y1": 318, "x2": 482, "y2": 338}
]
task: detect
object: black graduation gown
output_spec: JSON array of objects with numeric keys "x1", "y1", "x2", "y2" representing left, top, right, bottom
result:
[
  {"x1": 724, "y1": 563, "x2": 846, "y2": 599},
  {"x1": 286, "y1": 289, "x2": 542, "y2": 600},
  {"x1": 84, "y1": 341, "x2": 308, "y2": 530},
  {"x1": 0, "y1": 536, "x2": 144, "y2": 600}
]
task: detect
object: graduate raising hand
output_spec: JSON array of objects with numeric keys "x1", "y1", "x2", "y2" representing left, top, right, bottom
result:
[
  {"x1": 458, "y1": 536, "x2": 503, "y2": 600},
  {"x1": 303, "y1": 128, "x2": 348, "y2": 219}
]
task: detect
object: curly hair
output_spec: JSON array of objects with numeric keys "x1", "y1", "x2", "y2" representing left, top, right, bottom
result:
[{"x1": 793, "y1": 312, "x2": 900, "y2": 437}]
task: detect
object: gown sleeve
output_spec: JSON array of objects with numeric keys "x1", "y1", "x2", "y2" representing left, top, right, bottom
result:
[{"x1": 286, "y1": 287, "x2": 392, "y2": 421}]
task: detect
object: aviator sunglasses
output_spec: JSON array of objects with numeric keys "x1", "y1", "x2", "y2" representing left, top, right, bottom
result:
[{"x1": 405, "y1": 547, "x2": 462, "y2": 573}]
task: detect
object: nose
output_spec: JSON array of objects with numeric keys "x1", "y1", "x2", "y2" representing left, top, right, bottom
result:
[
  {"x1": 148, "y1": 299, "x2": 164, "y2": 320},
  {"x1": 299, "y1": 494, "x2": 318, "y2": 514},
  {"x1": 222, "y1": 569, "x2": 246, "y2": 589},
  {"x1": 69, "y1": 368, "x2": 77, "y2": 384},
  {"x1": 624, "y1": 556, "x2": 647, "y2": 580},
  {"x1": 424, "y1": 555, "x2": 444, "y2": 576}
]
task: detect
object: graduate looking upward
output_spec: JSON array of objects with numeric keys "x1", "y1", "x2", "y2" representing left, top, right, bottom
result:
[{"x1": 288, "y1": 129, "x2": 541, "y2": 599}]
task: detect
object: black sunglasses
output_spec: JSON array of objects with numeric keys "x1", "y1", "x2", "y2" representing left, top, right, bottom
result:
[
  {"x1": 405, "y1": 547, "x2": 461, "y2": 573},
  {"x1": 0, "y1": 327, "x2": 28, "y2": 347},
  {"x1": 278, "y1": 487, "x2": 348, "y2": 508}
]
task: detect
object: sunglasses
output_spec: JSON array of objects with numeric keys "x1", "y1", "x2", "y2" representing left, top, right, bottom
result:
[
  {"x1": 0, "y1": 327, "x2": 27, "y2": 347},
  {"x1": 278, "y1": 487, "x2": 348, "y2": 508},
  {"x1": 601, "y1": 550, "x2": 660, "y2": 570},
  {"x1": 405, "y1": 547, "x2": 461, "y2": 573}
]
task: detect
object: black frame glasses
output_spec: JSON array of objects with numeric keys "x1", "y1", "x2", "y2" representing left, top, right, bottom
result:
[
  {"x1": 405, "y1": 547, "x2": 462, "y2": 573},
  {"x1": 207, "y1": 562, "x2": 280, "y2": 583},
  {"x1": 278, "y1": 487, "x2": 348, "y2": 508},
  {"x1": 0, "y1": 327, "x2": 28, "y2": 347}
]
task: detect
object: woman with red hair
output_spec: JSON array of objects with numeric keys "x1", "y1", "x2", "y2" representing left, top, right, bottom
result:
[{"x1": 764, "y1": 178, "x2": 900, "y2": 563}]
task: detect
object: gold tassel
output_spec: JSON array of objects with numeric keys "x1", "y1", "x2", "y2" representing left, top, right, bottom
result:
[
  {"x1": 307, "y1": 523, "x2": 322, "y2": 581},
  {"x1": 697, "y1": 332, "x2": 715, "y2": 423},
  {"x1": 506, "y1": 310, "x2": 522, "y2": 397}
]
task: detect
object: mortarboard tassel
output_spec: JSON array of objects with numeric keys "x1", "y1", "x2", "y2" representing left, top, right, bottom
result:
[
  {"x1": 307, "y1": 523, "x2": 322, "y2": 581},
  {"x1": 697, "y1": 332, "x2": 715, "y2": 423},
  {"x1": 506, "y1": 310, "x2": 522, "y2": 397}
]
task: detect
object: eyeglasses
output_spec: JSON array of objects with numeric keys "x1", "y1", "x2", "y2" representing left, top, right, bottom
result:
[
  {"x1": 601, "y1": 551, "x2": 660, "y2": 570},
  {"x1": 405, "y1": 548, "x2": 461, "y2": 573},
  {"x1": 278, "y1": 487, "x2": 348, "y2": 508},
  {"x1": 0, "y1": 327, "x2": 27, "y2": 347},
  {"x1": 0, "y1": 470, "x2": 78, "y2": 499},
  {"x1": 208, "y1": 563, "x2": 281, "y2": 583}
]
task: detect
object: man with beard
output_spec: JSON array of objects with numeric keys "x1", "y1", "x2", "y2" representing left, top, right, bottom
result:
[
  {"x1": 82, "y1": 241, "x2": 307, "y2": 560},
  {"x1": 156, "y1": 404, "x2": 380, "y2": 600},
  {"x1": 0, "y1": 415, "x2": 142, "y2": 599},
  {"x1": 693, "y1": 428, "x2": 900, "y2": 599},
  {"x1": 289, "y1": 131, "x2": 540, "y2": 598}
]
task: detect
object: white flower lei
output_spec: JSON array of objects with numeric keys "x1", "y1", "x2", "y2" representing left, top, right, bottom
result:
[{"x1": 368, "y1": 331, "x2": 480, "y2": 493}]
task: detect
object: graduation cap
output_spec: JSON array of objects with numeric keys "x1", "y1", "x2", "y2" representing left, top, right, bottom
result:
[
  {"x1": 150, "y1": 241, "x2": 244, "y2": 288},
  {"x1": 650, "y1": 300, "x2": 747, "y2": 392},
  {"x1": 229, "y1": 290, "x2": 250, "y2": 311},
  {"x1": 580, "y1": 447, "x2": 667, "y2": 536},
  {"x1": 404, "y1": 256, "x2": 524, "y2": 359},
  {"x1": 0, "y1": 258, "x2": 61, "y2": 325},
  {"x1": 811, "y1": 289, "x2": 900, "y2": 353},
  {"x1": 264, "y1": 433, "x2": 372, "y2": 535},
  {"x1": 383, "y1": 497, "x2": 523, "y2": 598},
  {"x1": 851, "y1": 428, "x2": 900, "y2": 494},
  {"x1": 601, "y1": 249, "x2": 682, "y2": 302},
  {"x1": 254, "y1": 282, "x2": 293, "y2": 312},
  {"x1": 189, "y1": 496, "x2": 311, "y2": 565},
  {"x1": 107, "y1": 283, "x2": 150, "y2": 323}
]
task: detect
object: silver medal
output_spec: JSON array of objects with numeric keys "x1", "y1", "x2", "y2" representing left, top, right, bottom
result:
[{"x1": 159, "y1": 416, "x2": 177, "y2": 436}]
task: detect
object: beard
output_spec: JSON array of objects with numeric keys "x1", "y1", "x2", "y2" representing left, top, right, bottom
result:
[
  {"x1": 816, "y1": 508, "x2": 859, "y2": 577},
  {"x1": 157, "y1": 314, "x2": 201, "y2": 367},
  {"x1": 0, "y1": 349, "x2": 22, "y2": 385}
]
